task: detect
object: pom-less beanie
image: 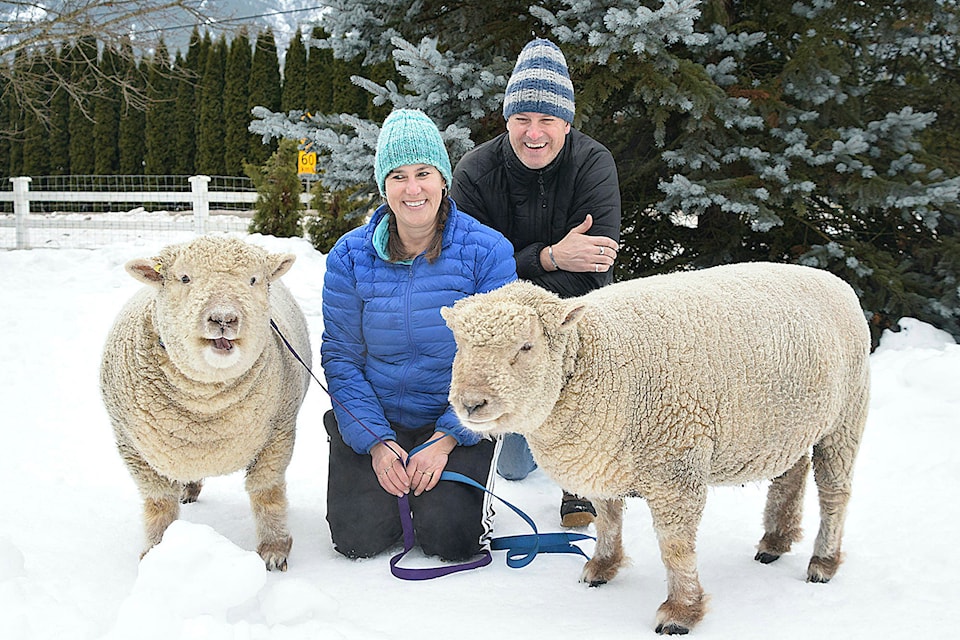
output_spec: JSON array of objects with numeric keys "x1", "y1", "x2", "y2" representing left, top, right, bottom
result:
[
  {"x1": 374, "y1": 109, "x2": 453, "y2": 196},
  {"x1": 502, "y1": 38, "x2": 575, "y2": 123}
]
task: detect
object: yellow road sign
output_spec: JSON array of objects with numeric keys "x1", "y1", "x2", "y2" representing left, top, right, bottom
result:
[{"x1": 298, "y1": 150, "x2": 317, "y2": 175}]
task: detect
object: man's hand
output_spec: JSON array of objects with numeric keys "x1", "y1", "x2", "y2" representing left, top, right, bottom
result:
[{"x1": 544, "y1": 214, "x2": 619, "y2": 272}]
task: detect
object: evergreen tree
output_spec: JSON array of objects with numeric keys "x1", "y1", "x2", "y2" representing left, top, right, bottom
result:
[
  {"x1": 20, "y1": 50, "x2": 51, "y2": 176},
  {"x1": 144, "y1": 40, "x2": 177, "y2": 174},
  {"x1": 251, "y1": 0, "x2": 960, "y2": 346},
  {"x1": 245, "y1": 138, "x2": 304, "y2": 237},
  {"x1": 330, "y1": 54, "x2": 367, "y2": 116},
  {"x1": 197, "y1": 34, "x2": 227, "y2": 175},
  {"x1": 281, "y1": 28, "x2": 308, "y2": 113},
  {"x1": 304, "y1": 181, "x2": 370, "y2": 253},
  {"x1": 47, "y1": 47, "x2": 71, "y2": 175},
  {"x1": 173, "y1": 28, "x2": 205, "y2": 175},
  {"x1": 363, "y1": 59, "x2": 399, "y2": 123},
  {"x1": 305, "y1": 26, "x2": 334, "y2": 114},
  {"x1": 93, "y1": 46, "x2": 122, "y2": 175},
  {"x1": 247, "y1": 29, "x2": 282, "y2": 166},
  {"x1": 117, "y1": 44, "x2": 145, "y2": 175},
  {"x1": 66, "y1": 36, "x2": 97, "y2": 175},
  {"x1": 5, "y1": 50, "x2": 26, "y2": 176},
  {"x1": 224, "y1": 29, "x2": 253, "y2": 175},
  {"x1": 0, "y1": 77, "x2": 9, "y2": 177}
]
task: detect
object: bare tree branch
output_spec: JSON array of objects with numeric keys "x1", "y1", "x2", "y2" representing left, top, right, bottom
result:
[{"x1": 0, "y1": 1, "x2": 211, "y2": 134}]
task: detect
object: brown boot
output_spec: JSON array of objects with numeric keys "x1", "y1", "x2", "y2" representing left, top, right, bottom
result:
[{"x1": 560, "y1": 491, "x2": 596, "y2": 528}]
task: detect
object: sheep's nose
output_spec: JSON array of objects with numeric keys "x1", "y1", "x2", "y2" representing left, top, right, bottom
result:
[
  {"x1": 209, "y1": 311, "x2": 238, "y2": 330},
  {"x1": 463, "y1": 398, "x2": 488, "y2": 417}
]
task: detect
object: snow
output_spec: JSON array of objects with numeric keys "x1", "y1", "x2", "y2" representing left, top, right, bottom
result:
[{"x1": 2, "y1": 231, "x2": 959, "y2": 639}]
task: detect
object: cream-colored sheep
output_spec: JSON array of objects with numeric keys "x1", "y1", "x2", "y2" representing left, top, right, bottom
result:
[
  {"x1": 100, "y1": 236, "x2": 311, "y2": 571},
  {"x1": 442, "y1": 262, "x2": 870, "y2": 635}
]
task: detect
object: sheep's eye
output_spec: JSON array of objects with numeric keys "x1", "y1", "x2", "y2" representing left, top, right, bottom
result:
[
  {"x1": 250, "y1": 276, "x2": 258, "y2": 286},
  {"x1": 510, "y1": 342, "x2": 533, "y2": 365},
  {"x1": 180, "y1": 275, "x2": 191, "y2": 284}
]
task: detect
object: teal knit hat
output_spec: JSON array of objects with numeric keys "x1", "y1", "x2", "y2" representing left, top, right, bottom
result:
[{"x1": 374, "y1": 109, "x2": 453, "y2": 196}]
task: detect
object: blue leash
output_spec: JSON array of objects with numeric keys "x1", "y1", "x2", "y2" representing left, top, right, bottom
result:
[
  {"x1": 388, "y1": 443, "x2": 594, "y2": 580},
  {"x1": 270, "y1": 320, "x2": 594, "y2": 580}
]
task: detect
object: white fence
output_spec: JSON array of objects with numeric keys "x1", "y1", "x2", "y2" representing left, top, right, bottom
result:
[{"x1": 0, "y1": 175, "x2": 313, "y2": 250}]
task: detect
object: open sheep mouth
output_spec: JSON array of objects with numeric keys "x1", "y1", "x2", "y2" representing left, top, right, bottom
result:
[
  {"x1": 461, "y1": 414, "x2": 503, "y2": 431},
  {"x1": 211, "y1": 337, "x2": 234, "y2": 351}
]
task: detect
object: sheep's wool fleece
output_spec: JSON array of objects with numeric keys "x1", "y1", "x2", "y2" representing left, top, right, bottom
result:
[
  {"x1": 100, "y1": 237, "x2": 311, "y2": 483},
  {"x1": 445, "y1": 262, "x2": 870, "y2": 500}
]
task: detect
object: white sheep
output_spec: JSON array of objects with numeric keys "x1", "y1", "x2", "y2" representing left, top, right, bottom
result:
[
  {"x1": 441, "y1": 262, "x2": 870, "y2": 635},
  {"x1": 100, "y1": 236, "x2": 311, "y2": 571}
]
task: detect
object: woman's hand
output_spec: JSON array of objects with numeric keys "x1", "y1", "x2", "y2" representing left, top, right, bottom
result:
[
  {"x1": 406, "y1": 432, "x2": 455, "y2": 496},
  {"x1": 370, "y1": 440, "x2": 410, "y2": 497}
]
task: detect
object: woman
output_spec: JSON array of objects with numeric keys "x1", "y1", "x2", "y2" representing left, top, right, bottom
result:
[{"x1": 321, "y1": 109, "x2": 516, "y2": 561}]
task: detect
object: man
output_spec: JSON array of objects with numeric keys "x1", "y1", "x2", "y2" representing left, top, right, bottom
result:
[{"x1": 450, "y1": 38, "x2": 621, "y2": 527}]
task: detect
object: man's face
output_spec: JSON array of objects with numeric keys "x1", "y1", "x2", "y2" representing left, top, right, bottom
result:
[{"x1": 506, "y1": 112, "x2": 571, "y2": 170}]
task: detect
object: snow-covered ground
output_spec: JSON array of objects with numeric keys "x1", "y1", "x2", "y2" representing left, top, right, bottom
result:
[{"x1": 1, "y1": 232, "x2": 958, "y2": 639}]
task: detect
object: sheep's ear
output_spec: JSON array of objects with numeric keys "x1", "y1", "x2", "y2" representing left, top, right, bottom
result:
[
  {"x1": 268, "y1": 253, "x2": 297, "y2": 282},
  {"x1": 125, "y1": 258, "x2": 164, "y2": 287},
  {"x1": 558, "y1": 304, "x2": 587, "y2": 332},
  {"x1": 439, "y1": 306, "x2": 453, "y2": 325}
]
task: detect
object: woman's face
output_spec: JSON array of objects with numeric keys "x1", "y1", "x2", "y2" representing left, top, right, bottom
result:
[{"x1": 384, "y1": 164, "x2": 446, "y2": 234}]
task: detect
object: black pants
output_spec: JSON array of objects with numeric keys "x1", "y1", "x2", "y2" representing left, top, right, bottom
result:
[{"x1": 324, "y1": 410, "x2": 497, "y2": 562}]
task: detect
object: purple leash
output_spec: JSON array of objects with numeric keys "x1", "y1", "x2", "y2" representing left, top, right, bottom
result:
[{"x1": 390, "y1": 491, "x2": 494, "y2": 580}]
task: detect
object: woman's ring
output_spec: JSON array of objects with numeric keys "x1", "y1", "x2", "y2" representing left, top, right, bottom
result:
[
  {"x1": 599, "y1": 246, "x2": 605, "y2": 255},
  {"x1": 595, "y1": 264, "x2": 600, "y2": 272}
]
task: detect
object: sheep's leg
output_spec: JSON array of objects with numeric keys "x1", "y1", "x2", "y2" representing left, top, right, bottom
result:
[
  {"x1": 580, "y1": 498, "x2": 624, "y2": 585},
  {"x1": 756, "y1": 453, "x2": 810, "y2": 564},
  {"x1": 245, "y1": 428, "x2": 294, "y2": 571},
  {"x1": 807, "y1": 421, "x2": 862, "y2": 583},
  {"x1": 647, "y1": 489, "x2": 708, "y2": 635},
  {"x1": 142, "y1": 494, "x2": 180, "y2": 557},
  {"x1": 116, "y1": 439, "x2": 181, "y2": 558}
]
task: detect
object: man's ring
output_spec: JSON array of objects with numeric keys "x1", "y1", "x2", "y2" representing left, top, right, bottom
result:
[{"x1": 599, "y1": 246, "x2": 605, "y2": 255}]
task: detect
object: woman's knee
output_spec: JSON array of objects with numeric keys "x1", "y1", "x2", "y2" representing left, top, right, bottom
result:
[
  {"x1": 416, "y1": 517, "x2": 482, "y2": 561},
  {"x1": 327, "y1": 510, "x2": 402, "y2": 559}
]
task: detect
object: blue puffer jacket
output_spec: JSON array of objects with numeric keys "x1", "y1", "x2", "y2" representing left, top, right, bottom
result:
[{"x1": 321, "y1": 199, "x2": 517, "y2": 454}]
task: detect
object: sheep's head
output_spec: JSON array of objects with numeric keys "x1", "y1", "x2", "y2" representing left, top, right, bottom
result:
[
  {"x1": 125, "y1": 236, "x2": 296, "y2": 383},
  {"x1": 441, "y1": 281, "x2": 585, "y2": 438}
]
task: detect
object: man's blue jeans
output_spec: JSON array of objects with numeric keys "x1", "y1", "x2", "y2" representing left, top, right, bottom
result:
[{"x1": 496, "y1": 433, "x2": 538, "y2": 480}]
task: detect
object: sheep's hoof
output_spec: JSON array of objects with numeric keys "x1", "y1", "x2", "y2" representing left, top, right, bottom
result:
[
  {"x1": 655, "y1": 594, "x2": 707, "y2": 635},
  {"x1": 807, "y1": 554, "x2": 841, "y2": 583},
  {"x1": 655, "y1": 623, "x2": 690, "y2": 635},
  {"x1": 580, "y1": 553, "x2": 622, "y2": 586},
  {"x1": 180, "y1": 481, "x2": 203, "y2": 504},
  {"x1": 258, "y1": 536, "x2": 293, "y2": 572},
  {"x1": 755, "y1": 551, "x2": 781, "y2": 564},
  {"x1": 262, "y1": 554, "x2": 289, "y2": 572}
]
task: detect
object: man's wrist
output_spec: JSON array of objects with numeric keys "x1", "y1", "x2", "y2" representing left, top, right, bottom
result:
[{"x1": 547, "y1": 245, "x2": 561, "y2": 271}]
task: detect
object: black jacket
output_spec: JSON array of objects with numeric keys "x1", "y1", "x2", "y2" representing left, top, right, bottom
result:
[{"x1": 450, "y1": 128, "x2": 621, "y2": 299}]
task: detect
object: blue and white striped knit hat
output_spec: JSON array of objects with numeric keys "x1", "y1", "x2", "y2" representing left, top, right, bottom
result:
[
  {"x1": 374, "y1": 109, "x2": 453, "y2": 196},
  {"x1": 502, "y1": 38, "x2": 575, "y2": 123}
]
